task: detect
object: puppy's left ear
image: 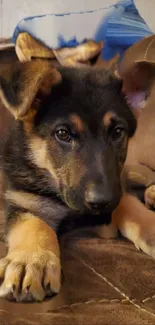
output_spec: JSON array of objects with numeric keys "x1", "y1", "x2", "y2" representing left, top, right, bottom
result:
[
  {"x1": 119, "y1": 60, "x2": 155, "y2": 116},
  {"x1": 0, "y1": 60, "x2": 61, "y2": 120}
]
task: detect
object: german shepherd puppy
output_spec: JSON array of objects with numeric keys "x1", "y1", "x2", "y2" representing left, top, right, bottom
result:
[{"x1": 0, "y1": 60, "x2": 153, "y2": 302}]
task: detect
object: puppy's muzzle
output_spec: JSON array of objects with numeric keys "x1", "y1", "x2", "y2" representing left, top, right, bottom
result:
[{"x1": 84, "y1": 181, "x2": 121, "y2": 212}]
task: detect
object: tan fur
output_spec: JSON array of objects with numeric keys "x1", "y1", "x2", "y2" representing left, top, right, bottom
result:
[
  {"x1": 112, "y1": 194, "x2": 155, "y2": 257},
  {"x1": 103, "y1": 111, "x2": 115, "y2": 128},
  {"x1": 121, "y1": 60, "x2": 155, "y2": 93},
  {"x1": 145, "y1": 185, "x2": 155, "y2": 209},
  {"x1": 15, "y1": 32, "x2": 55, "y2": 62},
  {"x1": 28, "y1": 134, "x2": 48, "y2": 169},
  {"x1": 112, "y1": 195, "x2": 141, "y2": 245},
  {"x1": 8, "y1": 213, "x2": 59, "y2": 256},
  {"x1": 0, "y1": 214, "x2": 61, "y2": 301},
  {"x1": 120, "y1": 35, "x2": 155, "y2": 76},
  {"x1": 53, "y1": 40, "x2": 103, "y2": 67},
  {"x1": 5, "y1": 190, "x2": 41, "y2": 213},
  {"x1": 16, "y1": 32, "x2": 103, "y2": 67},
  {"x1": 94, "y1": 39, "x2": 155, "y2": 257},
  {"x1": 28, "y1": 135, "x2": 60, "y2": 187},
  {"x1": 108, "y1": 37, "x2": 155, "y2": 259},
  {"x1": 70, "y1": 114, "x2": 85, "y2": 133},
  {"x1": 29, "y1": 133, "x2": 87, "y2": 196},
  {"x1": 0, "y1": 61, "x2": 61, "y2": 120}
]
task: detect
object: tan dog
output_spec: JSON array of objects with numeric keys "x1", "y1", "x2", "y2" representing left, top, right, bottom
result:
[
  {"x1": 15, "y1": 32, "x2": 103, "y2": 66},
  {"x1": 97, "y1": 35, "x2": 155, "y2": 257},
  {"x1": 111, "y1": 35, "x2": 155, "y2": 257},
  {"x1": 15, "y1": 32, "x2": 120, "y2": 69}
]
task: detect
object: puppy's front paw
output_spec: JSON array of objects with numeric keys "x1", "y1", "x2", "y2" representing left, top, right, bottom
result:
[
  {"x1": 0, "y1": 249, "x2": 61, "y2": 302},
  {"x1": 145, "y1": 185, "x2": 155, "y2": 209}
]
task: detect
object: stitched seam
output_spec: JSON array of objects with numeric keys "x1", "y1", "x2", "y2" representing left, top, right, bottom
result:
[
  {"x1": 51, "y1": 256, "x2": 155, "y2": 316},
  {"x1": 143, "y1": 295, "x2": 155, "y2": 303},
  {"x1": 52, "y1": 297, "x2": 133, "y2": 312},
  {"x1": 144, "y1": 38, "x2": 155, "y2": 60},
  {"x1": 74, "y1": 257, "x2": 155, "y2": 318}
]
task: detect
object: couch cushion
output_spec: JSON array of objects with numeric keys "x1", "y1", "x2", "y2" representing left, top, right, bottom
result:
[{"x1": 0, "y1": 232, "x2": 155, "y2": 324}]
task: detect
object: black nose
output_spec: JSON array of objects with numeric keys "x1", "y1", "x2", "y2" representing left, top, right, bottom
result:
[{"x1": 85, "y1": 183, "x2": 111, "y2": 210}]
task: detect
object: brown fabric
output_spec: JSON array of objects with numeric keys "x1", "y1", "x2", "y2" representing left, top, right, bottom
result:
[
  {"x1": 0, "y1": 41, "x2": 155, "y2": 325},
  {"x1": 0, "y1": 234, "x2": 155, "y2": 324}
]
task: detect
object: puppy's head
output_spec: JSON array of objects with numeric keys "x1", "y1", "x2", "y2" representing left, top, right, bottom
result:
[{"x1": 0, "y1": 60, "x2": 154, "y2": 214}]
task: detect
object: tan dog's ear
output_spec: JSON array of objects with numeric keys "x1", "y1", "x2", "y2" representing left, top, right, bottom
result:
[
  {"x1": 16, "y1": 33, "x2": 55, "y2": 62},
  {"x1": 120, "y1": 60, "x2": 155, "y2": 114},
  {"x1": 53, "y1": 40, "x2": 103, "y2": 67},
  {"x1": 121, "y1": 60, "x2": 155, "y2": 92},
  {"x1": 16, "y1": 32, "x2": 103, "y2": 67},
  {"x1": 0, "y1": 60, "x2": 61, "y2": 120}
]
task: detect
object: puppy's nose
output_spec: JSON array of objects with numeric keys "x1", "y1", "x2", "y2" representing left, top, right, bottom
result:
[{"x1": 85, "y1": 183, "x2": 111, "y2": 210}]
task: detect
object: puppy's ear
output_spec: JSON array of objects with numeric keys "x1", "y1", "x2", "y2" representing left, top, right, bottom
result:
[
  {"x1": 120, "y1": 60, "x2": 155, "y2": 116},
  {"x1": 0, "y1": 60, "x2": 61, "y2": 120},
  {"x1": 16, "y1": 32, "x2": 55, "y2": 62}
]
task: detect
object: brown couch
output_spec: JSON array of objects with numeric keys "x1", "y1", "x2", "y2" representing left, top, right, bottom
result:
[{"x1": 0, "y1": 39, "x2": 155, "y2": 325}]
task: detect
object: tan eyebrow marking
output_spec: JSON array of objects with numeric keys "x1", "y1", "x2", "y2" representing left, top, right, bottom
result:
[
  {"x1": 103, "y1": 112, "x2": 116, "y2": 128},
  {"x1": 70, "y1": 114, "x2": 85, "y2": 133}
]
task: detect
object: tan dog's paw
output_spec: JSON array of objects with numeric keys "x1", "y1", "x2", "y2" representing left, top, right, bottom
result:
[
  {"x1": 0, "y1": 249, "x2": 61, "y2": 302},
  {"x1": 145, "y1": 185, "x2": 155, "y2": 209},
  {"x1": 133, "y1": 224, "x2": 155, "y2": 259}
]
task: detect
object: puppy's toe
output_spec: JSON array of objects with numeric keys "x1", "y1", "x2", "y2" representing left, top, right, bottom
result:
[
  {"x1": 0, "y1": 250, "x2": 61, "y2": 302},
  {"x1": 44, "y1": 260, "x2": 61, "y2": 296},
  {"x1": 145, "y1": 185, "x2": 155, "y2": 209},
  {"x1": 20, "y1": 254, "x2": 61, "y2": 302},
  {"x1": 21, "y1": 263, "x2": 45, "y2": 302},
  {"x1": 0, "y1": 261, "x2": 23, "y2": 300},
  {"x1": 0, "y1": 258, "x2": 9, "y2": 278}
]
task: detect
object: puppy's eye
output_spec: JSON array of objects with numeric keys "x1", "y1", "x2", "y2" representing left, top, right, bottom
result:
[
  {"x1": 111, "y1": 126, "x2": 125, "y2": 140},
  {"x1": 55, "y1": 128, "x2": 71, "y2": 142}
]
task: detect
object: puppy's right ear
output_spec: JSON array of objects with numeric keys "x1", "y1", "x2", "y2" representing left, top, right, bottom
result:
[{"x1": 0, "y1": 60, "x2": 61, "y2": 120}]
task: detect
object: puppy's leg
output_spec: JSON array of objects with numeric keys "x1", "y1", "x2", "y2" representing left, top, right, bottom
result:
[
  {"x1": 113, "y1": 193, "x2": 155, "y2": 257},
  {"x1": 0, "y1": 212, "x2": 61, "y2": 302}
]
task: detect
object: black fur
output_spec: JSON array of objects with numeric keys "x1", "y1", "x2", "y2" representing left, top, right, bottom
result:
[{"x1": 2, "y1": 66, "x2": 137, "y2": 235}]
